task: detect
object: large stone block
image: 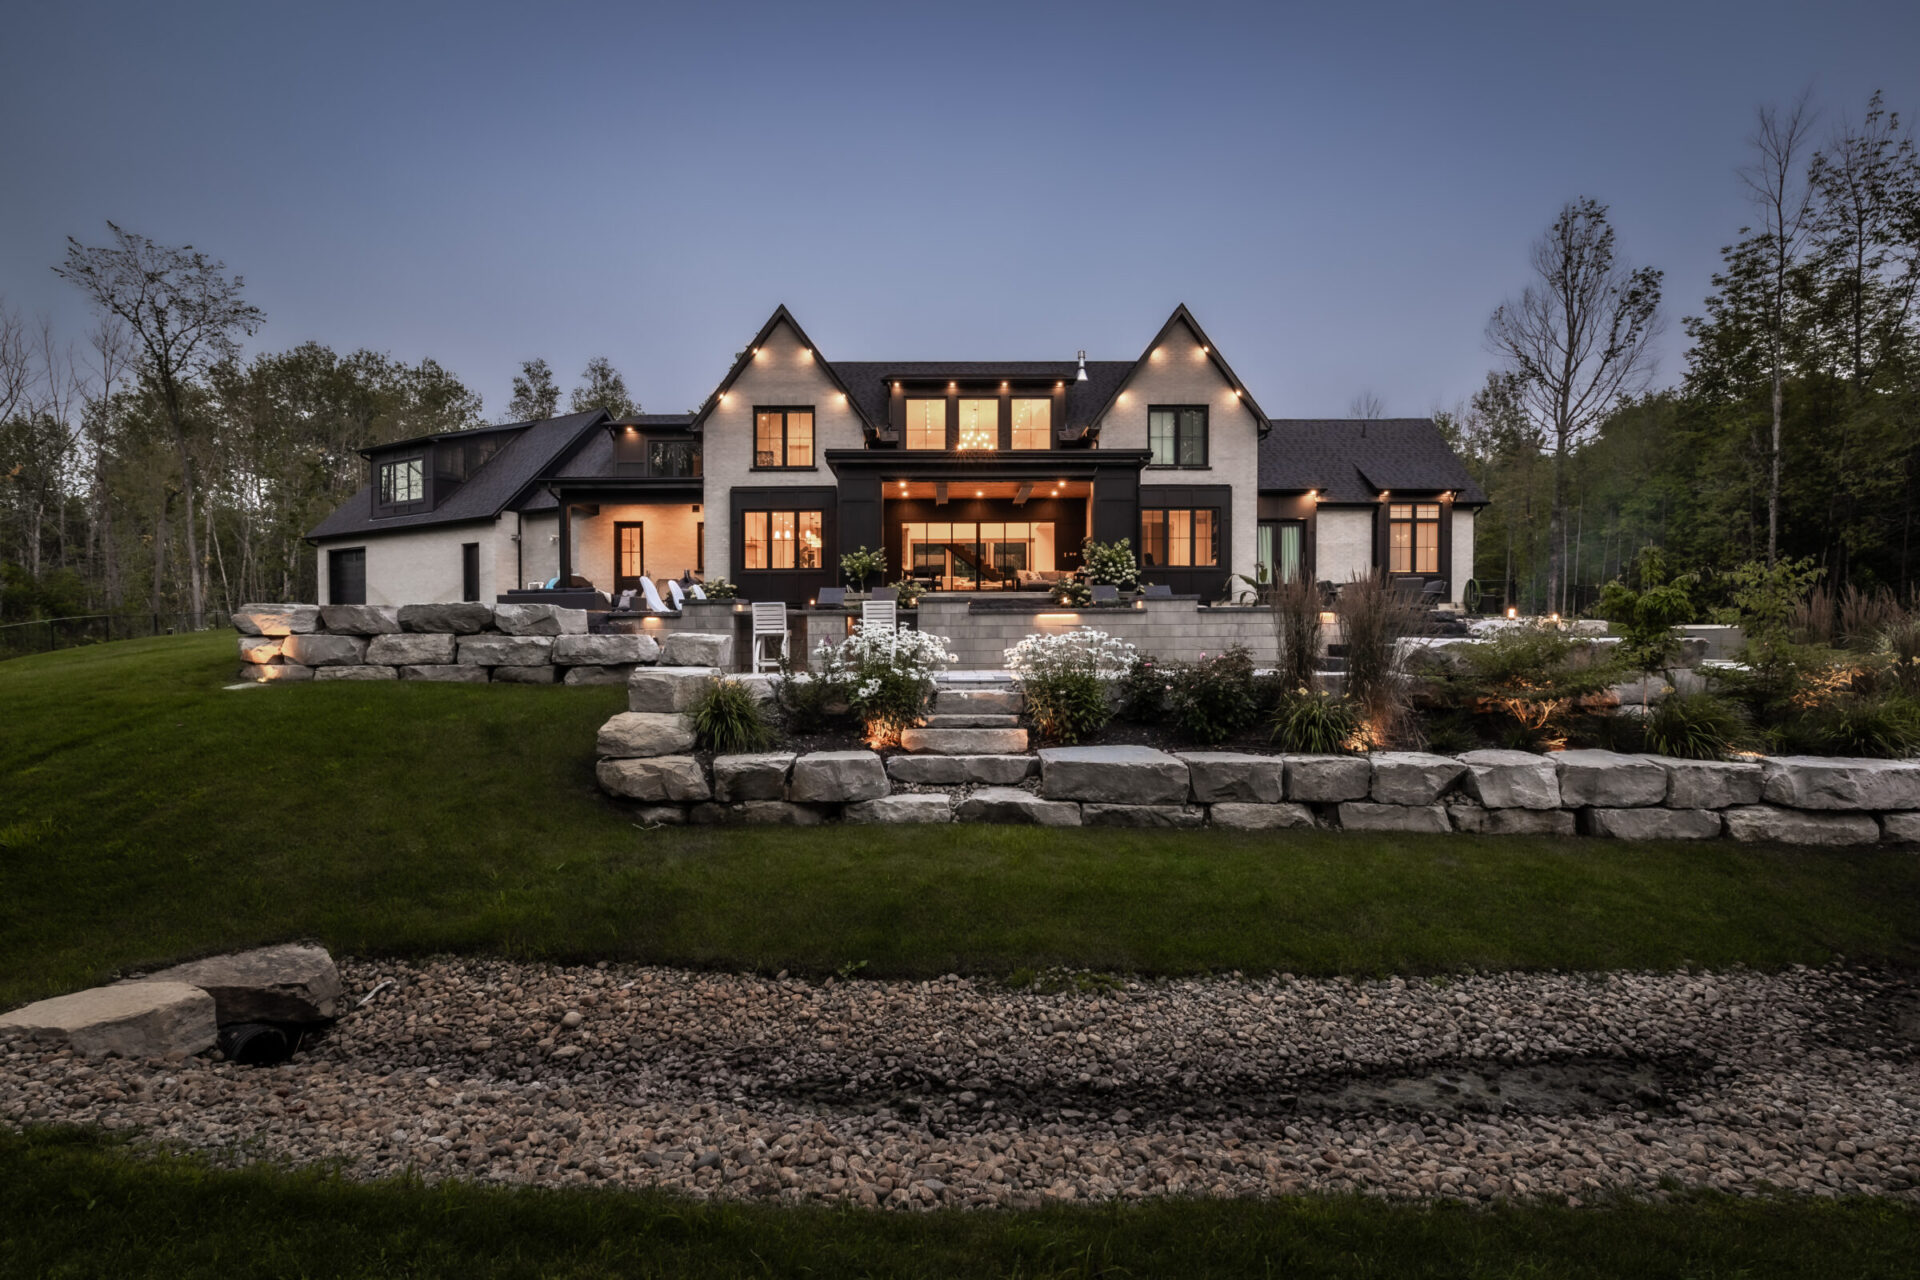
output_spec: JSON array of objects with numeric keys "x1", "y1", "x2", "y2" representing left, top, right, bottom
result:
[
  {"x1": 660, "y1": 632, "x2": 735, "y2": 668},
  {"x1": 237, "y1": 636, "x2": 282, "y2": 664},
  {"x1": 1663, "y1": 759, "x2": 1765, "y2": 809},
  {"x1": 316, "y1": 665, "x2": 396, "y2": 681},
  {"x1": 690, "y1": 800, "x2": 827, "y2": 826},
  {"x1": 1883, "y1": 812, "x2": 1920, "y2": 844},
  {"x1": 954, "y1": 787, "x2": 1082, "y2": 826},
  {"x1": 553, "y1": 633, "x2": 660, "y2": 666},
  {"x1": 318, "y1": 604, "x2": 400, "y2": 635},
  {"x1": 1369, "y1": 752, "x2": 1468, "y2": 806},
  {"x1": 142, "y1": 944, "x2": 341, "y2": 1024},
  {"x1": 397, "y1": 602, "x2": 493, "y2": 634},
  {"x1": 936, "y1": 687, "x2": 1024, "y2": 714},
  {"x1": 1448, "y1": 803, "x2": 1575, "y2": 836},
  {"x1": 1209, "y1": 802, "x2": 1316, "y2": 831},
  {"x1": 1555, "y1": 750, "x2": 1669, "y2": 808},
  {"x1": 627, "y1": 666, "x2": 720, "y2": 713},
  {"x1": 712, "y1": 752, "x2": 796, "y2": 801},
  {"x1": 597, "y1": 756, "x2": 711, "y2": 803},
  {"x1": 1759, "y1": 757, "x2": 1920, "y2": 811},
  {"x1": 1284, "y1": 754, "x2": 1372, "y2": 803},
  {"x1": 0, "y1": 982, "x2": 215, "y2": 1058},
  {"x1": 845, "y1": 794, "x2": 953, "y2": 824},
  {"x1": 885, "y1": 754, "x2": 1038, "y2": 786},
  {"x1": 1721, "y1": 804, "x2": 1880, "y2": 846},
  {"x1": 899, "y1": 727, "x2": 1030, "y2": 754},
  {"x1": 233, "y1": 604, "x2": 320, "y2": 636},
  {"x1": 491, "y1": 664, "x2": 558, "y2": 684},
  {"x1": 1178, "y1": 752, "x2": 1286, "y2": 804},
  {"x1": 366, "y1": 633, "x2": 458, "y2": 665},
  {"x1": 1082, "y1": 803, "x2": 1206, "y2": 829},
  {"x1": 1584, "y1": 807, "x2": 1723, "y2": 840},
  {"x1": 280, "y1": 634, "x2": 368, "y2": 667},
  {"x1": 1458, "y1": 749, "x2": 1561, "y2": 809},
  {"x1": 788, "y1": 751, "x2": 890, "y2": 804},
  {"x1": 492, "y1": 603, "x2": 588, "y2": 636},
  {"x1": 1038, "y1": 745, "x2": 1189, "y2": 804},
  {"x1": 457, "y1": 635, "x2": 554, "y2": 666},
  {"x1": 562, "y1": 664, "x2": 638, "y2": 685},
  {"x1": 1337, "y1": 802, "x2": 1451, "y2": 834},
  {"x1": 597, "y1": 712, "x2": 696, "y2": 758},
  {"x1": 397, "y1": 664, "x2": 488, "y2": 682},
  {"x1": 234, "y1": 661, "x2": 314, "y2": 683}
]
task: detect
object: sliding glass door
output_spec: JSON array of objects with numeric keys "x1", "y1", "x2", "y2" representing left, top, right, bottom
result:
[
  {"x1": 1256, "y1": 520, "x2": 1305, "y2": 585},
  {"x1": 900, "y1": 522, "x2": 1053, "y2": 589}
]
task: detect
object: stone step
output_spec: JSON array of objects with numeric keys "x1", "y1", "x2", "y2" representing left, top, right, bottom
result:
[
  {"x1": 899, "y1": 726, "x2": 1029, "y2": 755},
  {"x1": 935, "y1": 688, "x2": 1025, "y2": 714},
  {"x1": 921, "y1": 713, "x2": 1021, "y2": 728}
]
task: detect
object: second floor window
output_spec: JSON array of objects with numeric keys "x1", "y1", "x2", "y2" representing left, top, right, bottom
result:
[
  {"x1": 1148, "y1": 406, "x2": 1208, "y2": 467},
  {"x1": 1388, "y1": 502, "x2": 1441, "y2": 574},
  {"x1": 1011, "y1": 398, "x2": 1050, "y2": 449},
  {"x1": 379, "y1": 456, "x2": 423, "y2": 504},
  {"x1": 754, "y1": 408, "x2": 814, "y2": 468},
  {"x1": 905, "y1": 399, "x2": 945, "y2": 449}
]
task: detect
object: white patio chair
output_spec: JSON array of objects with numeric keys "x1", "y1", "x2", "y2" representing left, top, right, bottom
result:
[
  {"x1": 751, "y1": 601, "x2": 789, "y2": 673},
  {"x1": 688, "y1": 583, "x2": 706, "y2": 600},
  {"x1": 638, "y1": 578, "x2": 671, "y2": 613},
  {"x1": 667, "y1": 579, "x2": 687, "y2": 609},
  {"x1": 860, "y1": 599, "x2": 897, "y2": 632}
]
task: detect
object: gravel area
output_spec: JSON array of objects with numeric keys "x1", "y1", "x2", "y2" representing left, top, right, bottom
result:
[{"x1": 3, "y1": 961, "x2": 1916, "y2": 1208}]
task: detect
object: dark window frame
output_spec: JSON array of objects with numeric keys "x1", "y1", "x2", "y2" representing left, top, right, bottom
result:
[
  {"x1": 1387, "y1": 501, "x2": 1443, "y2": 576},
  {"x1": 378, "y1": 455, "x2": 425, "y2": 504},
  {"x1": 1146, "y1": 405, "x2": 1209, "y2": 469},
  {"x1": 739, "y1": 507, "x2": 827, "y2": 572},
  {"x1": 752, "y1": 406, "x2": 817, "y2": 471},
  {"x1": 1139, "y1": 506, "x2": 1222, "y2": 568},
  {"x1": 461, "y1": 542, "x2": 480, "y2": 602}
]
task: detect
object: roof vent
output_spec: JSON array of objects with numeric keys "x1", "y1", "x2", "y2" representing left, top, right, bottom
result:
[{"x1": 1075, "y1": 350, "x2": 1088, "y2": 382}]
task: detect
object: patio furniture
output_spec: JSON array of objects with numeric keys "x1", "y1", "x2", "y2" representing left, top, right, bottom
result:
[
  {"x1": 667, "y1": 579, "x2": 687, "y2": 609},
  {"x1": 870, "y1": 586, "x2": 898, "y2": 602},
  {"x1": 861, "y1": 599, "x2": 897, "y2": 631},
  {"x1": 1142, "y1": 583, "x2": 1173, "y2": 598},
  {"x1": 750, "y1": 601, "x2": 789, "y2": 673},
  {"x1": 687, "y1": 583, "x2": 707, "y2": 600},
  {"x1": 815, "y1": 587, "x2": 846, "y2": 608},
  {"x1": 638, "y1": 578, "x2": 671, "y2": 613},
  {"x1": 1091, "y1": 584, "x2": 1120, "y2": 603}
]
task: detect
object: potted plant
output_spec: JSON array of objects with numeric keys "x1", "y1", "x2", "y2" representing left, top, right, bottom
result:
[{"x1": 840, "y1": 545, "x2": 885, "y2": 594}]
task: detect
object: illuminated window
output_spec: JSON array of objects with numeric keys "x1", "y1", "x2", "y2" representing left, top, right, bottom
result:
[
  {"x1": 1147, "y1": 407, "x2": 1208, "y2": 468},
  {"x1": 905, "y1": 399, "x2": 946, "y2": 449},
  {"x1": 753, "y1": 408, "x2": 813, "y2": 468},
  {"x1": 378, "y1": 456, "x2": 423, "y2": 504},
  {"x1": 1140, "y1": 508, "x2": 1218, "y2": 567},
  {"x1": 1011, "y1": 399, "x2": 1050, "y2": 449},
  {"x1": 1388, "y1": 503, "x2": 1441, "y2": 574},
  {"x1": 742, "y1": 509, "x2": 823, "y2": 570},
  {"x1": 957, "y1": 398, "x2": 997, "y2": 450}
]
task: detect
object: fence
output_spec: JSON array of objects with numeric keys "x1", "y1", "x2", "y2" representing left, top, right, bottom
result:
[{"x1": 0, "y1": 611, "x2": 234, "y2": 660}]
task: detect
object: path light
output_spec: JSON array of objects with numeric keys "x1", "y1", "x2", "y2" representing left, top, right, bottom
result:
[{"x1": 1507, "y1": 606, "x2": 1519, "y2": 619}]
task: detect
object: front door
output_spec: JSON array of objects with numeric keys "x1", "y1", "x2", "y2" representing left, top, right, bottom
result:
[{"x1": 614, "y1": 522, "x2": 645, "y2": 593}]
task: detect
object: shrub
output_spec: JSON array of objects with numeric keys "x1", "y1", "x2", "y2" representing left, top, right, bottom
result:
[
  {"x1": 701, "y1": 578, "x2": 738, "y2": 599},
  {"x1": 1080, "y1": 538, "x2": 1140, "y2": 591},
  {"x1": 689, "y1": 678, "x2": 773, "y2": 754},
  {"x1": 818, "y1": 624, "x2": 955, "y2": 746},
  {"x1": 1165, "y1": 646, "x2": 1259, "y2": 745},
  {"x1": 1335, "y1": 572, "x2": 1418, "y2": 747},
  {"x1": 1115, "y1": 655, "x2": 1166, "y2": 721},
  {"x1": 1449, "y1": 623, "x2": 1621, "y2": 745},
  {"x1": 1267, "y1": 573, "x2": 1322, "y2": 694},
  {"x1": 1880, "y1": 614, "x2": 1920, "y2": 700},
  {"x1": 1269, "y1": 689, "x2": 1363, "y2": 754},
  {"x1": 1641, "y1": 691, "x2": 1748, "y2": 761},
  {"x1": 1595, "y1": 547, "x2": 1696, "y2": 674},
  {"x1": 839, "y1": 545, "x2": 885, "y2": 591},
  {"x1": 890, "y1": 578, "x2": 926, "y2": 608},
  {"x1": 1716, "y1": 556, "x2": 1825, "y2": 642},
  {"x1": 1006, "y1": 629, "x2": 1136, "y2": 745},
  {"x1": 774, "y1": 650, "x2": 852, "y2": 734},
  {"x1": 1773, "y1": 695, "x2": 1920, "y2": 759},
  {"x1": 1049, "y1": 579, "x2": 1091, "y2": 606}
]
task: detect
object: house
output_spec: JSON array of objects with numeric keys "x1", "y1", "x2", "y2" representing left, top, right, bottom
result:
[{"x1": 307, "y1": 305, "x2": 1486, "y2": 607}]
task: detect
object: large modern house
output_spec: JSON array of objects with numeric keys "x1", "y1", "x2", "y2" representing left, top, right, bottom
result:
[{"x1": 308, "y1": 305, "x2": 1486, "y2": 607}]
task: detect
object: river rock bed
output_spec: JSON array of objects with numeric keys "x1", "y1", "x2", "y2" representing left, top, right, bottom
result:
[{"x1": 3, "y1": 960, "x2": 1915, "y2": 1208}]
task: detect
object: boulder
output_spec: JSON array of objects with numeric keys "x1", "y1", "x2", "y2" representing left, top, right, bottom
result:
[
  {"x1": 954, "y1": 787, "x2": 1081, "y2": 826},
  {"x1": 492, "y1": 603, "x2": 588, "y2": 636},
  {"x1": 1555, "y1": 750, "x2": 1669, "y2": 808},
  {"x1": 935, "y1": 687, "x2": 1024, "y2": 714},
  {"x1": 1038, "y1": 746, "x2": 1190, "y2": 804},
  {"x1": 1369, "y1": 752, "x2": 1468, "y2": 806},
  {"x1": 141, "y1": 944, "x2": 342, "y2": 1024},
  {"x1": 562, "y1": 664, "x2": 638, "y2": 685},
  {"x1": 788, "y1": 751, "x2": 890, "y2": 804},
  {"x1": 732, "y1": 675, "x2": 779, "y2": 703},
  {"x1": 1759, "y1": 756, "x2": 1920, "y2": 811},
  {"x1": 316, "y1": 665, "x2": 396, "y2": 681},
  {"x1": 397, "y1": 664, "x2": 488, "y2": 682},
  {"x1": 366, "y1": 633, "x2": 458, "y2": 665},
  {"x1": 553, "y1": 633, "x2": 660, "y2": 666},
  {"x1": 597, "y1": 712, "x2": 696, "y2": 758},
  {"x1": 317, "y1": 604, "x2": 401, "y2": 635},
  {"x1": 845, "y1": 794, "x2": 953, "y2": 824},
  {"x1": 712, "y1": 752, "x2": 797, "y2": 801},
  {"x1": 491, "y1": 664, "x2": 557, "y2": 684},
  {"x1": 1458, "y1": 749, "x2": 1561, "y2": 809},
  {"x1": 0, "y1": 982, "x2": 215, "y2": 1058},
  {"x1": 1284, "y1": 755, "x2": 1372, "y2": 803},
  {"x1": 1082, "y1": 803, "x2": 1206, "y2": 829},
  {"x1": 1721, "y1": 804, "x2": 1880, "y2": 846},
  {"x1": 633, "y1": 805, "x2": 688, "y2": 826},
  {"x1": 1883, "y1": 812, "x2": 1920, "y2": 844},
  {"x1": 597, "y1": 756, "x2": 711, "y2": 803},
  {"x1": 1583, "y1": 807, "x2": 1723, "y2": 840},
  {"x1": 235, "y1": 661, "x2": 314, "y2": 683},
  {"x1": 397, "y1": 602, "x2": 493, "y2": 634},
  {"x1": 627, "y1": 666, "x2": 720, "y2": 713},
  {"x1": 1208, "y1": 802, "x2": 1316, "y2": 831},
  {"x1": 660, "y1": 632, "x2": 735, "y2": 668},
  {"x1": 899, "y1": 727, "x2": 1030, "y2": 754},
  {"x1": 1337, "y1": 802, "x2": 1451, "y2": 834},
  {"x1": 279, "y1": 634, "x2": 368, "y2": 667},
  {"x1": 237, "y1": 636, "x2": 282, "y2": 664},
  {"x1": 1177, "y1": 752, "x2": 1286, "y2": 804},
  {"x1": 1448, "y1": 803, "x2": 1575, "y2": 836},
  {"x1": 1663, "y1": 759, "x2": 1765, "y2": 810},
  {"x1": 457, "y1": 635, "x2": 554, "y2": 666},
  {"x1": 690, "y1": 801, "x2": 827, "y2": 826},
  {"x1": 233, "y1": 604, "x2": 320, "y2": 636},
  {"x1": 885, "y1": 754, "x2": 1038, "y2": 785}
]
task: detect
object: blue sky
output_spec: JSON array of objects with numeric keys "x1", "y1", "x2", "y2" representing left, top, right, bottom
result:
[{"x1": 2, "y1": 0, "x2": 1915, "y2": 420}]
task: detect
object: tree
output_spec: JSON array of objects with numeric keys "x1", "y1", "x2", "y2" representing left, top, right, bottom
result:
[
  {"x1": 507, "y1": 358, "x2": 559, "y2": 421},
  {"x1": 54, "y1": 224, "x2": 262, "y2": 628},
  {"x1": 1487, "y1": 198, "x2": 1663, "y2": 615},
  {"x1": 1346, "y1": 388, "x2": 1385, "y2": 419},
  {"x1": 569, "y1": 355, "x2": 640, "y2": 417}
]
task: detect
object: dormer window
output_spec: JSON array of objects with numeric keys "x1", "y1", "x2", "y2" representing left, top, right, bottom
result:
[{"x1": 379, "y1": 456, "x2": 424, "y2": 504}]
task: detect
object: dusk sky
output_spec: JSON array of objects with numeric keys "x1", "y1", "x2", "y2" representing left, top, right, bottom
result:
[{"x1": 3, "y1": 0, "x2": 1916, "y2": 422}]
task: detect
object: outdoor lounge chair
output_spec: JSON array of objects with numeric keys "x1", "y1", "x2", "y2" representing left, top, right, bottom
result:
[
  {"x1": 815, "y1": 587, "x2": 846, "y2": 608},
  {"x1": 1091, "y1": 584, "x2": 1120, "y2": 603},
  {"x1": 667, "y1": 579, "x2": 687, "y2": 609},
  {"x1": 870, "y1": 586, "x2": 898, "y2": 602},
  {"x1": 687, "y1": 583, "x2": 706, "y2": 600},
  {"x1": 638, "y1": 578, "x2": 671, "y2": 613},
  {"x1": 750, "y1": 601, "x2": 789, "y2": 673},
  {"x1": 1143, "y1": 583, "x2": 1173, "y2": 598}
]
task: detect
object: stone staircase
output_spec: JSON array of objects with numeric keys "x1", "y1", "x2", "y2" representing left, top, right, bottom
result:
[{"x1": 899, "y1": 686, "x2": 1029, "y2": 754}]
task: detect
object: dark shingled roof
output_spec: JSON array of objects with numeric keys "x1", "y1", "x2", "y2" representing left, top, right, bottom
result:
[
  {"x1": 831, "y1": 361, "x2": 1135, "y2": 442},
  {"x1": 540, "y1": 414, "x2": 699, "y2": 489},
  {"x1": 1259, "y1": 419, "x2": 1487, "y2": 504},
  {"x1": 307, "y1": 410, "x2": 608, "y2": 540}
]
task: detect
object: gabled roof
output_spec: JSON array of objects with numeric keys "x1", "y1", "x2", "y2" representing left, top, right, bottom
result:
[
  {"x1": 307, "y1": 410, "x2": 609, "y2": 540},
  {"x1": 1083, "y1": 304, "x2": 1272, "y2": 436},
  {"x1": 830, "y1": 361, "x2": 1135, "y2": 442},
  {"x1": 687, "y1": 305, "x2": 879, "y2": 437},
  {"x1": 1259, "y1": 418, "x2": 1488, "y2": 504}
]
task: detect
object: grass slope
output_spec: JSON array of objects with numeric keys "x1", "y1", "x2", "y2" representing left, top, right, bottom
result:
[
  {"x1": 5, "y1": 1128, "x2": 1920, "y2": 1280},
  {"x1": 3, "y1": 633, "x2": 1918, "y2": 1007}
]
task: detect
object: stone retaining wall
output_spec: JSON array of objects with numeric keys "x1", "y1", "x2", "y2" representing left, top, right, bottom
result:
[{"x1": 916, "y1": 597, "x2": 1282, "y2": 669}]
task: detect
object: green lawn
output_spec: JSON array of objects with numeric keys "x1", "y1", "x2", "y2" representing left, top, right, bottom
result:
[
  {"x1": 5, "y1": 1128, "x2": 1918, "y2": 1280},
  {"x1": 2, "y1": 632, "x2": 1917, "y2": 1006}
]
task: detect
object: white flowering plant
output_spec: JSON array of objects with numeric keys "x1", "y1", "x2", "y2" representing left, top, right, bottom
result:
[
  {"x1": 817, "y1": 623, "x2": 956, "y2": 745},
  {"x1": 1004, "y1": 629, "x2": 1137, "y2": 743}
]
